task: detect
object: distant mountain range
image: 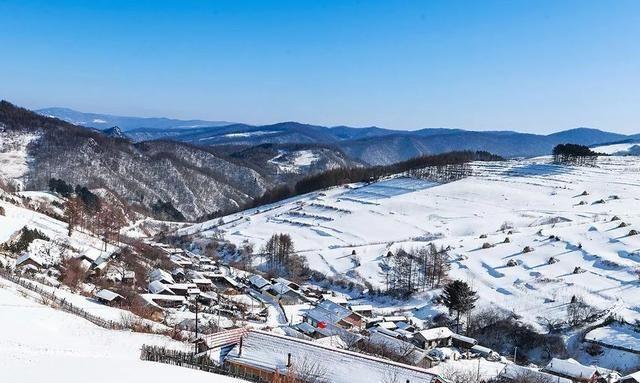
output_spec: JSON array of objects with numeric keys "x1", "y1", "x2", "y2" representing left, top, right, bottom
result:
[
  {"x1": 1, "y1": 102, "x2": 354, "y2": 221},
  {"x1": 36, "y1": 107, "x2": 639, "y2": 165},
  {"x1": 36, "y1": 107, "x2": 233, "y2": 131}
]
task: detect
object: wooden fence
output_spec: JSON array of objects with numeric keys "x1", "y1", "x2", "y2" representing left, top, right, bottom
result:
[
  {"x1": 140, "y1": 345, "x2": 262, "y2": 382},
  {"x1": 0, "y1": 269, "x2": 126, "y2": 330}
]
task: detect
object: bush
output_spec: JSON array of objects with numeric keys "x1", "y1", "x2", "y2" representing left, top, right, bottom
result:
[
  {"x1": 522, "y1": 246, "x2": 534, "y2": 253},
  {"x1": 481, "y1": 242, "x2": 493, "y2": 249}
]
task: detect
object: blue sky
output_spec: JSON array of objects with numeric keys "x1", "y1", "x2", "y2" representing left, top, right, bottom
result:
[{"x1": 1, "y1": 0, "x2": 639, "y2": 133}]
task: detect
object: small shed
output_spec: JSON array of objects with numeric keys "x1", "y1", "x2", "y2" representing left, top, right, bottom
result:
[
  {"x1": 451, "y1": 333, "x2": 478, "y2": 349},
  {"x1": 94, "y1": 289, "x2": 125, "y2": 305},
  {"x1": 16, "y1": 253, "x2": 45, "y2": 270},
  {"x1": 414, "y1": 327, "x2": 453, "y2": 350}
]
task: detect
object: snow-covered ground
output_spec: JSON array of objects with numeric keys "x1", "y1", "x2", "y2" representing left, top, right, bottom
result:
[
  {"x1": 0, "y1": 131, "x2": 39, "y2": 190},
  {"x1": 268, "y1": 149, "x2": 320, "y2": 173},
  {"x1": 0, "y1": 280, "x2": 244, "y2": 383},
  {"x1": 593, "y1": 141, "x2": 640, "y2": 155},
  {"x1": 183, "y1": 156, "x2": 640, "y2": 329}
]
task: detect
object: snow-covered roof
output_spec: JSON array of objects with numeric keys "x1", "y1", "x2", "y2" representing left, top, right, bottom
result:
[
  {"x1": 305, "y1": 300, "x2": 357, "y2": 325},
  {"x1": 149, "y1": 268, "x2": 174, "y2": 284},
  {"x1": 621, "y1": 371, "x2": 640, "y2": 382},
  {"x1": 323, "y1": 294, "x2": 348, "y2": 305},
  {"x1": 141, "y1": 294, "x2": 186, "y2": 303},
  {"x1": 451, "y1": 333, "x2": 477, "y2": 345},
  {"x1": 543, "y1": 358, "x2": 597, "y2": 379},
  {"x1": 148, "y1": 280, "x2": 174, "y2": 295},
  {"x1": 500, "y1": 364, "x2": 572, "y2": 383},
  {"x1": 94, "y1": 289, "x2": 124, "y2": 302},
  {"x1": 416, "y1": 327, "x2": 453, "y2": 341},
  {"x1": 349, "y1": 304, "x2": 373, "y2": 312},
  {"x1": 247, "y1": 274, "x2": 270, "y2": 289},
  {"x1": 269, "y1": 282, "x2": 294, "y2": 295},
  {"x1": 225, "y1": 330, "x2": 442, "y2": 383},
  {"x1": 368, "y1": 330, "x2": 430, "y2": 365},
  {"x1": 16, "y1": 253, "x2": 45, "y2": 267},
  {"x1": 191, "y1": 278, "x2": 212, "y2": 285}
]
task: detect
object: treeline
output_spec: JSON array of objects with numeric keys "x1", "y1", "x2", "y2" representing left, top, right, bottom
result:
[
  {"x1": 379, "y1": 244, "x2": 450, "y2": 298},
  {"x1": 49, "y1": 179, "x2": 100, "y2": 213},
  {"x1": 552, "y1": 143, "x2": 602, "y2": 165},
  {"x1": 252, "y1": 150, "x2": 502, "y2": 208}
]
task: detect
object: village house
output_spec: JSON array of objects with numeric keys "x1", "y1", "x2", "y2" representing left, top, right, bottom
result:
[
  {"x1": 349, "y1": 304, "x2": 373, "y2": 317},
  {"x1": 247, "y1": 274, "x2": 270, "y2": 291},
  {"x1": 542, "y1": 358, "x2": 598, "y2": 383},
  {"x1": 223, "y1": 329, "x2": 446, "y2": 383},
  {"x1": 303, "y1": 299, "x2": 364, "y2": 331},
  {"x1": 15, "y1": 253, "x2": 45, "y2": 271},
  {"x1": 148, "y1": 280, "x2": 175, "y2": 295},
  {"x1": 93, "y1": 289, "x2": 125, "y2": 306},
  {"x1": 191, "y1": 278, "x2": 213, "y2": 291},
  {"x1": 498, "y1": 364, "x2": 572, "y2": 383},
  {"x1": 149, "y1": 268, "x2": 174, "y2": 285},
  {"x1": 413, "y1": 327, "x2": 453, "y2": 350},
  {"x1": 265, "y1": 281, "x2": 306, "y2": 304},
  {"x1": 141, "y1": 293, "x2": 186, "y2": 308},
  {"x1": 451, "y1": 333, "x2": 478, "y2": 350},
  {"x1": 367, "y1": 329, "x2": 440, "y2": 368},
  {"x1": 204, "y1": 273, "x2": 242, "y2": 293}
]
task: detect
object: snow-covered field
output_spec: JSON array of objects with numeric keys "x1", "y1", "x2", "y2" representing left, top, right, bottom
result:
[
  {"x1": 268, "y1": 149, "x2": 320, "y2": 173},
  {"x1": 0, "y1": 280, "x2": 243, "y2": 383},
  {"x1": 183, "y1": 156, "x2": 640, "y2": 329}
]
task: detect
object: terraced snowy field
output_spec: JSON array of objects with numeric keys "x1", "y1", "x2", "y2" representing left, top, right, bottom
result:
[{"x1": 183, "y1": 156, "x2": 640, "y2": 327}]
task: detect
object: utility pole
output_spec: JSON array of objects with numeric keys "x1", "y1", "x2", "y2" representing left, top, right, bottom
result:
[{"x1": 513, "y1": 346, "x2": 518, "y2": 364}]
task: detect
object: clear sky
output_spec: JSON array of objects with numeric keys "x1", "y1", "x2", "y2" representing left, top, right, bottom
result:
[{"x1": 1, "y1": 0, "x2": 639, "y2": 133}]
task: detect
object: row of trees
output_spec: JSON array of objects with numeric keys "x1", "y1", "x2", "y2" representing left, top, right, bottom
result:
[
  {"x1": 552, "y1": 144, "x2": 601, "y2": 166},
  {"x1": 379, "y1": 245, "x2": 450, "y2": 297}
]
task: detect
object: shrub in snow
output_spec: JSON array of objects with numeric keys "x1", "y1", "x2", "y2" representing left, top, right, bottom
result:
[
  {"x1": 503, "y1": 237, "x2": 510, "y2": 243},
  {"x1": 548, "y1": 257, "x2": 559, "y2": 264},
  {"x1": 506, "y1": 259, "x2": 518, "y2": 267},
  {"x1": 0, "y1": 206, "x2": 4, "y2": 216},
  {"x1": 586, "y1": 342, "x2": 603, "y2": 356},
  {"x1": 573, "y1": 266, "x2": 586, "y2": 274},
  {"x1": 500, "y1": 221, "x2": 514, "y2": 232},
  {"x1": 593, "y1": 199, "x2": 605, "y2": 204},
  {"x1": 629, "y1": 229, "x2": 639, "y2": 236},
  {"x1": 581, "y1": 190, "x2": 589, "y2": 196},
  {"x1": 618, "y1": 222, "x2": 629, "y2": 228},
  {"x1": 577, "y1": 200, "x2": 587, "y2": 205},
  {"x1": 481, "y1": 242, "x2": 493, "y2": 249},
  {"x1": 611, "y1": 215, "x2": 620, "y2": 221},
  {"x1": 351, "y1": 249, "x2": 356, "y2": 255},
  {"x1": 522, "y1": 246, "x2": 534, "y2": 253},
  {"x1": 479, "y1": 234, "x2": 487, "y2": 239}
]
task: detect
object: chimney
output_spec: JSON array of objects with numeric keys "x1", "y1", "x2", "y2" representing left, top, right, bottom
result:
[{"x1": 287, "y1": 353, "x2": 292, "y2": 367}]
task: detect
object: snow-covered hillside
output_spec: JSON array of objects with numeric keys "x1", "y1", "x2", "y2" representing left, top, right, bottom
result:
[
  {"x1": 593, "y1": 141, "x2": 640, "y2": 155},
  {"x1": 0, "y1": 193, "x2": 118, "y2": 263},
  {"x1": 183, "y1": 156, "x2": 640, "y2": 329},
  {"x1": 0, "y1": 130, "x2": 39, "y2": 190},
  {"x1": 0, "y1": 279, "x2": 243, "y2": 383}
]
